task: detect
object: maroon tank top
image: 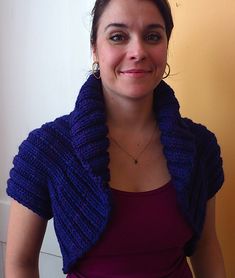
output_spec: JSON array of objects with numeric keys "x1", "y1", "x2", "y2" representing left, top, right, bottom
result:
[{"x1": 67, "y1": 181, "x2": 193, "y2": 277}]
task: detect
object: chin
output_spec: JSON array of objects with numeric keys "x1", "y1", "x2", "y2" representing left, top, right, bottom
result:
[
  {"x1": 123, "y1": 84, "x2": 157, "y2": 97},
  {"x1": 121, "y1": 89, "x2": 154, "y2": 100}
]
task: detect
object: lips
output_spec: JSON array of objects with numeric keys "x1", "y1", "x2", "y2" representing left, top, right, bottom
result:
[
  {"x1": 119, "y1": 69, "x2": 152, "y2": 78},
  {"x1": 120, "y1": 69, "x2": 151, "y2": 73}
]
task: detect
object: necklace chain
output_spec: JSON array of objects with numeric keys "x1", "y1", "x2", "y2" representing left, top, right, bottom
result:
[{"x1": 109, "y1": 126, "x2": 156, "y2": 165}]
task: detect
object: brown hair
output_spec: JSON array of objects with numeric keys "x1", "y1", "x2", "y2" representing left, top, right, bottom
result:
[{"x1": 90, "y1": 0, "x2": 174, "y2": 47}]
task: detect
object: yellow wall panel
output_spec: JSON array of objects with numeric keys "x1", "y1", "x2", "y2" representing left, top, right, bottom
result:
[{"x1": 168, "y1": 1, "x2": 235, "y2": 276}]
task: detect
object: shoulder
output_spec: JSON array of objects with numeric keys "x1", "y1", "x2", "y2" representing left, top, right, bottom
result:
[
  {"x1": 27, "y1": 114, "x2": 70, "y2": 143},
  {"x1": 181, "y1": 117, "x2": 220, "y2": 151},
  {"x1": 13, "y1": 113, "x2": 73, "y2": 176},
  {"x1": 22, "y1": 114, "x2": 71, "y2": 153},
  {"x1": 181, "y1": 118, "x2": 224, "y2": 198}
]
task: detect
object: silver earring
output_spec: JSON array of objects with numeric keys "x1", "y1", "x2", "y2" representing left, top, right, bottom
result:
[
  {"x1": 92, "y1": 61, "x2": 101, "y2": 79},
  {"x1": 163, "y1": 63, "x2": 170, "y2": 79}
]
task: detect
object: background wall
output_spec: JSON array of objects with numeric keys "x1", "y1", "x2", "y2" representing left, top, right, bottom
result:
[
  {"x1": 0, "y1": 0, "x2": 94, "y2": 277},
  {"x1": 0, "y1": 0, "x2": 234, "y2": 277},
  {"x1": 168, "y1": 1, "x2": 235, "y2": 277}
]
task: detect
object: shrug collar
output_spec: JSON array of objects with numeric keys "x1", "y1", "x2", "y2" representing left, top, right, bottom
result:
[{"x1": 70, "y1": 74, "x2": 196, "y2": 222}]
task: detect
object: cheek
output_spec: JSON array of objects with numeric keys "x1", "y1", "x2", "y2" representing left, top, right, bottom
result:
[
  {"x1": 99, "y1": 47, "x2": 123, "y2": 71},
  {"x1": 154, "y1": 46, "x2": 168, "y2": 64}
]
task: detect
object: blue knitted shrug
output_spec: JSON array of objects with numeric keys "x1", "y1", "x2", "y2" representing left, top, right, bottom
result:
[{"x1": 7, "y1": 75, "x2": 224, "y2": 273}]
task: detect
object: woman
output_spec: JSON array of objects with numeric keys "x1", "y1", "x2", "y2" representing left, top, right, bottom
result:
[{"x1": 5, "y1": 0, "x2": 226, "y2": 277}]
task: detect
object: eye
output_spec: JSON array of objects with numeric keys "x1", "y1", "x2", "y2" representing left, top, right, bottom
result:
[
  {"x1": 145, "y1": 33, "x2": 161, "y2": 42},
  {"x1": 109, "y1": 33, "x2": 126, "y2": 42}
]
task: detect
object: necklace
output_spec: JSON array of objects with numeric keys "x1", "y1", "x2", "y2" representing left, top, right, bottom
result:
[{"x1": 109, "y1": 126, "x2": 156, "y2": 165}]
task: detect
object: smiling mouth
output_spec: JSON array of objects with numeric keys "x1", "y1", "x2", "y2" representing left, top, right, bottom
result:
[{"x1": 120, "y1": 69, "x2": 152, "y2": 77}]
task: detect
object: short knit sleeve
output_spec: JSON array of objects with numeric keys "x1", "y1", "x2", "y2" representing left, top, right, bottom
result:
[
  {"x1": 182, "y1": 119, "x2": 224, "y2": 256},
  {"x1": 204, "y1": 130, "x2": 224, "y2": 200},
  {"x1": 184, "y1": 118, "x2": 224, "y2": 201},
  {"x1": 7, "y1": 128, "x2": 52, "y2": 219}
]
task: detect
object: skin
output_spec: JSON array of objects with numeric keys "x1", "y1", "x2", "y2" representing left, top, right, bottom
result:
[
  {"x1": 5, "y1": 200, "x2": 47, "y2": 277},
  {"x1": 190, "y1": 197, "x2": 226, "y2": 277},
  {"x1": 93, "y1": 0, "x2": 168, "y2": 103},
  {"x1": 5, "y1": 0, "x2": 226, "y2": 277},
  {"x1": 93, "y1": 0, "x2": 170, "y2": 192}
]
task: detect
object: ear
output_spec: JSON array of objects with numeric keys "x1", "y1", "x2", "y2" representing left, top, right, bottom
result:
[{"x1": 92, "y1": 45, "x2": 98, "y2": 62}]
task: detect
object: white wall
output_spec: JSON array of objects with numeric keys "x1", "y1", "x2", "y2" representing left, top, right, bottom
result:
[{"x1": 0, "y1": 0, "x2": 95, "y2": 276}]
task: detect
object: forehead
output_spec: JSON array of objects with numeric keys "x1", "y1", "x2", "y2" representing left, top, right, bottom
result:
[{"x1": 98, "y1": 0, "x2": 165, "y2": 30}]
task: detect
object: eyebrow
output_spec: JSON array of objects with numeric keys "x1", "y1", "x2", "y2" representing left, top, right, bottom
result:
[{"x1": 104, "y1": 23, "x2": 165, "y2": 32}]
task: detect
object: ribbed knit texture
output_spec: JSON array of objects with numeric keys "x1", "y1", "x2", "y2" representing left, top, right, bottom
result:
[{"x1": 7, "y1": 75, "x2": 224, "y2": 273}]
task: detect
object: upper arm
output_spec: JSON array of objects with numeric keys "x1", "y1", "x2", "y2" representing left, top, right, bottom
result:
[
  {"x1": 199, "y1": 196, "x2": 217, "y2": 243},
  {"x1": 191, "y1": 196, "x2": 217, "y2": 254},
  {"x1": 6, "y1": 128, "x2": 53, "y2": 220},
  {"x1": 190, "y1": 197, "x2": 226, "y2": 277},
  {"x1": 6, "y1": 199, "x2": 48, "y2": 268}
]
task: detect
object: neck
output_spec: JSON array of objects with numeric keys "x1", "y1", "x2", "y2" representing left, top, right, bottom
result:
[{"x1": 104, "y1": 93, "x2": 156, "y2": 134}]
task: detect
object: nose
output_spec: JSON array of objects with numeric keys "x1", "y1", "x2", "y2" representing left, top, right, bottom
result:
[{"x1": 127, "y1": 38, "x2": 147, "y2": 61}]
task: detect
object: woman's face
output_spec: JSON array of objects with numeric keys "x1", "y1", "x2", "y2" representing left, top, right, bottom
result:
[{"x1": 93, "y1": 0, "x2": 168, "y2": 100}]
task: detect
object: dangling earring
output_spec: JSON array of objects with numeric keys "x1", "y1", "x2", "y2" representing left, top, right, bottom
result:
[
  {"x1": 163, "y1": 63, "x2": 170, "y2": 79},
  {"x1": 92, "y1": 61, "x2": 101, "y2": 79}
]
